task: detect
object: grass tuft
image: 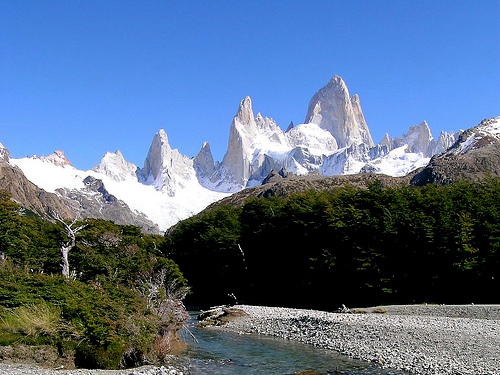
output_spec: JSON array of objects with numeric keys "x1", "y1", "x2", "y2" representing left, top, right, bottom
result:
[{"x1": 1, "y1": 301, "x2": 63, "y2": 339}]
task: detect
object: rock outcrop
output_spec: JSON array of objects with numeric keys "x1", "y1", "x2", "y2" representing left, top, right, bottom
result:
[
  {"x1": 57, "y1": 176, "x2": 159, "y2": 233},
  {"x1": 40, "y1": 150, "x2": 72, "y2": 167}
]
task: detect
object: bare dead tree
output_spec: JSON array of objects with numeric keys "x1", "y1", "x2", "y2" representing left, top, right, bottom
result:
[{"x1": 50, "y1": 211, "x2": 87, "y2": 278}]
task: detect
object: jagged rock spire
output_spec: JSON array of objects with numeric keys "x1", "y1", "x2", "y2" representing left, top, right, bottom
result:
[
  {"x1": 41, "y1": 150, "x2": 72, "y2": 167},
  {"x1": 220, "y1": 96, "x2": 259, "y2": 190},
  {"x1": 139, "y1": 129, "x2": 194, "y2": 196},
  {"x1": 194, "y1": 141, "x2": 216, "y2": 180},
  {"x1": 305, "y1": 75, "x2": 374, "y2": 148}
]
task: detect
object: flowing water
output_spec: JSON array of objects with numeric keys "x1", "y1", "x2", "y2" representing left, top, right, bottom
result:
[{"x1": 178, "y1": 312, "x2": 409, "y2": 375}]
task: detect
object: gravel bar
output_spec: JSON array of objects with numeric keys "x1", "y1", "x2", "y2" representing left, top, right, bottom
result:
[{"x1": 221, "y1": 304, "x2": 500, "y2": 375}]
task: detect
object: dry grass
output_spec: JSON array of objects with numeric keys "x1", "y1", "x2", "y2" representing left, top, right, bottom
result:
[{"x1": 0, "y1": 301, "x2": 75, "y2": 339}]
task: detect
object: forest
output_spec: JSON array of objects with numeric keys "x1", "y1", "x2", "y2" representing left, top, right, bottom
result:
[
  {"x1": 163, "y1": 178, "x2": 500, "y2": 310},
  {"x1": 0, "y1": 191, "x2": 188, "y2": 369}
]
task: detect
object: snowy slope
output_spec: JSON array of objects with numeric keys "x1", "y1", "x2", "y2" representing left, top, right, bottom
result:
[
  {"x1": 362, "y1": 145, "x2": 431, "y2": 176},
  {"x1": 448, "y1": 116, "x2": 500, "y2": 155},
  {"x1": 11, "y1": 154, "x2": 229, "y2": 232}
]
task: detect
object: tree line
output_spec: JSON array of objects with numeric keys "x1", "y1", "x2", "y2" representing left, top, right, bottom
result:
[{"x1": 162, "y1": 178, "x2": 500, "y2": 310}]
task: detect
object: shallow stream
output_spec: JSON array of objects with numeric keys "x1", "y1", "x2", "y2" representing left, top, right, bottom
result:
[{"x1": 179, "y1": 312, "x2": 409, "y2": 375}]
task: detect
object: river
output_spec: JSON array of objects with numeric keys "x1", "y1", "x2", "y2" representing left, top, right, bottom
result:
[{"x1": 178, "y1": 312, "x2": 409, "y2": 375}]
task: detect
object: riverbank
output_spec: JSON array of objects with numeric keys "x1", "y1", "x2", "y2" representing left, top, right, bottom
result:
[{"x1": 219, "y1": 304, "x2": 500, "y2": 375}]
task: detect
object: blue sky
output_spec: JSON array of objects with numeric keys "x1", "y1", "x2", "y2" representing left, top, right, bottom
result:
[{"x1": 1, "y1": 1, "x2": 499, "y2": 170}]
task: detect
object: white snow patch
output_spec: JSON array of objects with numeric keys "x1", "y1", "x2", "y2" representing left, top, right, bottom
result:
[
  {"x1": 482, "y1": 116, "x2": 500, "y2": 136},
  {"x1": 368, "y1": 145, "x2": 430, "y2": 176}
]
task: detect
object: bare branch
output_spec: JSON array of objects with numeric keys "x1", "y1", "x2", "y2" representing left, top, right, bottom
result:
[{"x1": 49, "y1": 210, "x2": 87, "y2": 278}]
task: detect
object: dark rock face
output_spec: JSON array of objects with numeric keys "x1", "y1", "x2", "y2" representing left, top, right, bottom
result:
[
  {"x1": 261, "y1": 168, "x2": 294, "y2": 185},
  {"x1": 83, "y1": 176, "x2": 117, "y2": 203}
]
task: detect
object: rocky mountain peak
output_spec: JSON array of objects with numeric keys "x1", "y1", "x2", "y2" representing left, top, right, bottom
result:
[
  {"x1": 141, "y1": 129, "x2": 172, "y2": 183},
  {"x1": 400, "y1": 121, "x2": 434, "y2": 155},
  {"x1": 379, "y1": 121, "x2": 453, "y2": 158},
  {"x1": 305, "y1": 76, "x2": 374, "y2": 149},
  {"x1": 435, "y1": 131, "x2": 459, "y2": 155},
  {"x1": 379, "y1": 133, "x2": 392, "y2": 149},
  {"x1": 139, "y1": 129, "x2": 195, "y2": 196},
  {"x1": 446, "y1": 117, "x2": 500, "y2": 156},
  {"x1": 218, "y1": 97, "x2": 260, "y2": 191},
  {"x1": 93, "y1": 150, "x2": 138, "y2": 182},
  {"x1": 0, "y1": 142, "x2": 10, "y2": 163},
  {"x1": 235, "y1": 96, "x2": 256, "y2": 130},
  {"x1": 41, "y1": 150, "x2": 72, "y2": 167},
  {"x1": 194, "y1": 141, "x2": 216, "y2": 184}
]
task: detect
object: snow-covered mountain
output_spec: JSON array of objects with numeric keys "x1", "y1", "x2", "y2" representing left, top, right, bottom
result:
[
  {"x1": 5, "y1": 75, "x2": 467, "y2": 230},
  {"x1": 194, "y1": 76, "x2": 458, "y2": 191},
  {"x1": 411, "y1": 116, "x2": 500, "y2": 185},
  {"x1": 10, "y1": 145, "x2": 229, "y2": 232}
]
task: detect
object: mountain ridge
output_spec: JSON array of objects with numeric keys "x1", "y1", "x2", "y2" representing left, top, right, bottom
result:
[{"x1": 3, "y1": 75, "x2": 493, "y2": 231}]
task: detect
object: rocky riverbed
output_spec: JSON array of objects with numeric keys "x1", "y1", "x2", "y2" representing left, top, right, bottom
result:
[{"x1": 217, "y1": 304, "x2": 500, "y2": 375}]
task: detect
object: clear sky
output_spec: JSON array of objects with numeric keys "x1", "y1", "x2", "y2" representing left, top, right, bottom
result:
[{"x1": 1, "y1": 0, "x2": 499, "y2": 170}]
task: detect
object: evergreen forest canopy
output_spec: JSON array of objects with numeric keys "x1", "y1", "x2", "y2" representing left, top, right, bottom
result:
[
  {"x1": 0, "y1": 190, "x2": 188, "y2": 369},
  {"x1": 163, "y1": 178, "x2": 500, "y2": 310}
]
